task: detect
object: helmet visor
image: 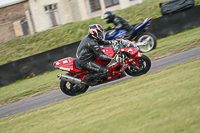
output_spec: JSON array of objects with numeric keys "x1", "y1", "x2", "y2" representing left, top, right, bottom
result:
[
  {"x1": 98, "y1": 31, "x2": 104, "y2": 40},
  {"x1": 101, "y1": 14, "x2": 109, "y2": 19}
]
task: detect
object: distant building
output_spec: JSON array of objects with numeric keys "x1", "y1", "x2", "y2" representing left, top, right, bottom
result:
[
  {"x1": 29, "y1": 0, "x2": 144, "y2": 32},
  {"x1": 0, "y1": 0, "x2": 144, "y2": 42},
  {"x1": 0, "y1": 0, "x2": 34, "y2": 42}
]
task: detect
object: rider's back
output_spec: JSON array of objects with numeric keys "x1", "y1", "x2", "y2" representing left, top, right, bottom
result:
[
  {"x1": 76, "y1": 35, "x2": 96, "y2": 66},
  {"x1": 113, "y1": 15, "x2": 133, "y2": 31}
]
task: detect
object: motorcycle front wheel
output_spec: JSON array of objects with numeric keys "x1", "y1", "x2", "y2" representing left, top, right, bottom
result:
[
  {"x1": 136, "y1": 32, "x2": 157, "y2": 53},
  {"x1": 125, "y1": 55, "x2": 151, "y2": 76},
  {"x1": 60, "y1": 79, "x2": 89, "y2": 96}
]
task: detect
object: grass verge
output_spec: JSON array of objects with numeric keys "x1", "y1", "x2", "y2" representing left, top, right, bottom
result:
[
  {"x1": 0, "y1": 26, "x2": 200, "y2": 107},
  {"x1": 0, "y1": 58, "x2": 199, "y2": 133}
]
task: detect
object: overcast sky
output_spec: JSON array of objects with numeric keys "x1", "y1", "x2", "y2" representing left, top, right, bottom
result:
[{"x1": 0, "y1": 0, "x2": 19, "y2": 6}]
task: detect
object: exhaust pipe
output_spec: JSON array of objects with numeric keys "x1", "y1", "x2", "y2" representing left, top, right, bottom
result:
[{"x1": 57, "y1": 74, "x2": 82, "y2": 84}]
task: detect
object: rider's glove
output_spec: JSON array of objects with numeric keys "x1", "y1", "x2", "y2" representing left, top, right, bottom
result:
[
  {"x1": 105, "y1": 26, "x2": 111, "y2": 31},
  {"x1": 108, "y1": 40, "x2": 118, "y2": 45},
  {"x1": 111, "y1": 26, "x2": 115, "y2": 30},
  {"x1": 111, "y1": 40, "x2": 118, "y2": 45}
]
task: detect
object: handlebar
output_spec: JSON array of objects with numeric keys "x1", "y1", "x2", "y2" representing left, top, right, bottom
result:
[{"x1": 111, "y1": 39, "x2": 137, "y2": 54}]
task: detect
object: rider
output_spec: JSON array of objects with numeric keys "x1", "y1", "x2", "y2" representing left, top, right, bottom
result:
[
  {"x1": 76, "y1": 24, "x2": 118, "y2": 86},
  {"x1": 101, "y1": 11, "x2": 134, "y2": 40}
]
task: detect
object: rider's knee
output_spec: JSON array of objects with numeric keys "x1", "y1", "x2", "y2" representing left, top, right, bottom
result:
[{"x1": 100, "y1": 67, "x2": 108, "y2": 74}]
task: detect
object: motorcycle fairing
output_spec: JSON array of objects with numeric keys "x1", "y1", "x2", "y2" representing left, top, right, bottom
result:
[
  {"x1": 118, "y1": 47, "x2": 143, "y2": 67},
  {"x1": 119, "y1": 47, "x2": 139, "y2": 58},
  {"x1": 105, "y1": 30, "x2": 127, "y2": 40},
  {"x1": 53, "y1": 57, "x2": 87, "y2": 73},
  {"x1": 107, "y1": 46, "x2": 141, "y2": 72},
  {"x1": 94, "y1": 47, "x2": 115, "y2": 66},
  {"x1": 101, "y1": 47, "x2": 116, "y2": 57},
  {"x1": 127, "y1": 52, "x2": 143, "y2": 67},
  {"x1": 53, "y1": 57, "x2": 74, "y2": 70},
  {"x1": 133, "y1": 18, "x2": 152, "y2": 33}
]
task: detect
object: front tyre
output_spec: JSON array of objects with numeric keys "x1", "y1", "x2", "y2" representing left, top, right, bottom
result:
[
  {"x1": 125, "y1": 55, "x2": 151, "y2": 76},
  {"x1": 136, "y1": 32, "x2": 157, "y2": 53},
  {"x1": 60, "y1": 80, "x2": 89, "y2": 96}
]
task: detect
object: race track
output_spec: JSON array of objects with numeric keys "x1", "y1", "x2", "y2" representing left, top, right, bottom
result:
[{"x1": 0, "y1": 47, "x2": 200, "y2": 119}]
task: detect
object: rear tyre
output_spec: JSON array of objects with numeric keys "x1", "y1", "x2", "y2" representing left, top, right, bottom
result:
[
  {"x1": 125, "y1": 55, "x2": 151, "y2": 76},
  {"x1": 136, "y1": 32, "x2": 157, "y2": 52},
  {"x1": 60, "y1": 74, "x2": 89, "y2": 96}
]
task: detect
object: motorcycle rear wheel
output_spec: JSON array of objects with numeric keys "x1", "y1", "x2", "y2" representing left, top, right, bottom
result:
[
  {"x1": 125, "y1": 55, "x2": 151, "y2": 76},
  {"x1": 60, "y1": 79, "x2": 89, "y2": 96},
  {"x1": 136, "y1": 32, "x2": 157, "y2": 53}
]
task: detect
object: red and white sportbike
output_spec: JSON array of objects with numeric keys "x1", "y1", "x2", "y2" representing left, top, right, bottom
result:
[{"x1": 53, "y1": 40, "x2": 151, "y2": 96}]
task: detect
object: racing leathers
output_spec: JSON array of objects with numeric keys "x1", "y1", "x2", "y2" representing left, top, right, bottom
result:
[
  {"x1": 76, "y1": 34, "x2": 116, "y2": 85},
  {"x1": 106, "y1": 15, "x2": 133, "y2": 40}
]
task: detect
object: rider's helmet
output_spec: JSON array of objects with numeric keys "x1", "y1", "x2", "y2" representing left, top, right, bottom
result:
[
  {"x1": 101, "y1": 11, "x2": 114, "y2": 23},
  {"x1": 89, "y1": 24, "x2": 104, "y2": 40}
]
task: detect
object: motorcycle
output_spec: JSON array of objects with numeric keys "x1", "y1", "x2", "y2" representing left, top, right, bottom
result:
[
  {"x1": 53, "y1": 40, "x2": 151, "y2": 96},
  {"x1": 104, "y1": 18, "x2": 157, "y2": 52}
]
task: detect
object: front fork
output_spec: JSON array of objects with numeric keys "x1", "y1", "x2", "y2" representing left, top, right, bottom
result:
[
  {"x1": 108, "y1": 52, "x2": 143, "y2": 73},
  {"x1": 126, "y1": 52, "x2": 143, "y2": 67}
]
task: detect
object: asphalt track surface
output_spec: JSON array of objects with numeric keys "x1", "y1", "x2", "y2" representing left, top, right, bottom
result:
[{"x1": 0, "y1": 47, "x2": 200, "y2": 119}]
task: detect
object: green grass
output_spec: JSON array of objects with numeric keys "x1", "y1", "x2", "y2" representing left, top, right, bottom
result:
[
  {"x1": 0, "y1": 0, "x2": 200, "y2": 65},
  {"x1": 0, "y1": 58, "x2": 199, "y2": 133},
  {"x1": 0, "y1": 70, "x2": 60, "y2": 107},
  {"x1": 146, "y1": 26, "x2": 200, "y2": 60},
  {"x1": 0, "y1": 26, "x2": 200, "y2": 107}
]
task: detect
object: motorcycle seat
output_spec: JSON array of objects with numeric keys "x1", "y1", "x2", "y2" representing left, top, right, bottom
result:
[{"x1": 73, "y1": 59, "x2": 84, "y2": 70}]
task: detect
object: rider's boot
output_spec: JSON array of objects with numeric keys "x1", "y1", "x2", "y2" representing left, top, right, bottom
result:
[
  {"x1": 82, "y1": 73, "x2": 105, "y2": 86},
  {"x1": 82, "y1": 74, "x2": 96, "y2": 86}
]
